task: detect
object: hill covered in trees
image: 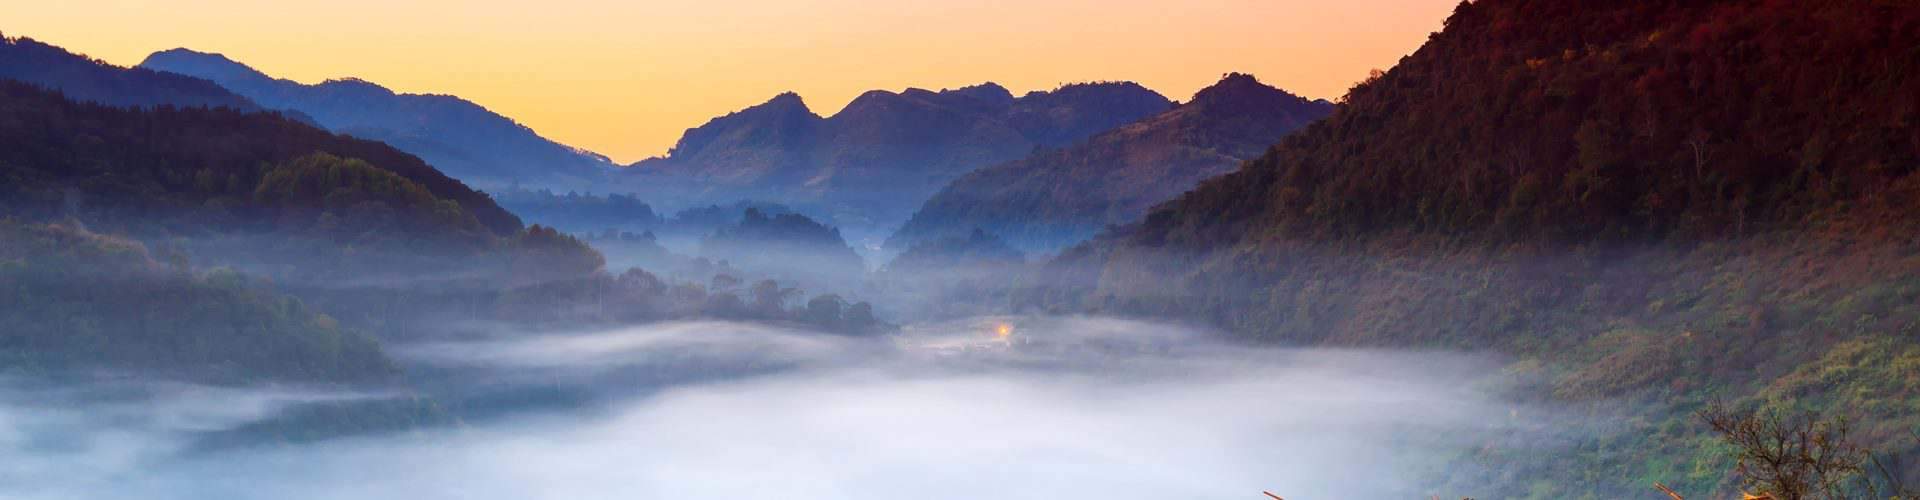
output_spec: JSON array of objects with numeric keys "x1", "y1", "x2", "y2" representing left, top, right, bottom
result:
[
  {"x1": 139, "y1": 48, "x2": 615, "y2": 189},
  {"x1": 622, "y1": 81, "x2": 1175, "y2": 232},
  {"x1": 0, "y1": 220, "x2": 396, "y2": 383},
  {"x1": 1029, "y1": 0, "x2": 1920, "y2": 497},
  {"x1": 0, "y1": 79, "x2": 528, "y2": 257},
  {"x1": 698, "y1": 208, "x2": 867, "y2": 288},
  {"x1": 490, "y1": 187, "x2": 665, "y2": 235},
  {"x1": 0, "y1": 53, "x2": 602, "y2": 381},
  {"x1": 889, "y1": 73, "x2": 1332, "y2": 253}
]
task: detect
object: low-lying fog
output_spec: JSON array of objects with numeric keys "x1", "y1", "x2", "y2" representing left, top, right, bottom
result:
[{"x1": 1, "y1": 317, "x2": 1574, "y2": 499}]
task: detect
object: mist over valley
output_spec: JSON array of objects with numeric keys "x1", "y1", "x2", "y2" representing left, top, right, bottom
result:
[{"x1": 3, "y1": 1, "x2": 1919, "y2": 497}]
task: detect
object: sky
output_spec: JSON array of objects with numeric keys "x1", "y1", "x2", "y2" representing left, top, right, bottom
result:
[{"x1": 7, "y1": 0, "x2": 1458, "y2": 163}]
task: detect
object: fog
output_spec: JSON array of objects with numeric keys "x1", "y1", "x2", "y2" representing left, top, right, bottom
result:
[{"x1": 0, "y1": 316, "x2": 1580, "y2": 499}]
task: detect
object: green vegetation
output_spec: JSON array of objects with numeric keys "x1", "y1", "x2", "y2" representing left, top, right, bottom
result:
[
  {"x1": 0, "y1": 220, "x2": 395, "y2": 383},
  {"x1": 0, "y1": 78, "x2": 521, "y2": 237},
  {"x1": 1696, "y1": 402, "x2": 1918, "y2": 500},
  {"x1": 1026, "y1": 0, "x2": 1920, "y2": 496}
]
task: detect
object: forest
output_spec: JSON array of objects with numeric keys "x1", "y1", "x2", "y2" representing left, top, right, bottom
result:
[{"x1": 1026, "y1": 0, "x2": 1920, "y2": 496}]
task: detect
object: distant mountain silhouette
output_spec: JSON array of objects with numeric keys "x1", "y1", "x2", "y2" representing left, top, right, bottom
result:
[
  {"x1": 0, "y1": 34, "x2": 297, "y2": 118},
  {"x1": 885, "y1": 228, "x2": 1025, "y2": 274},
  {"x1": 889, "y1": 73, "x2": 1332, "y2": 252},
  {"x1": 139, "y1": 48, "x2": 614, "y2": 188},
  {"x1": 624, "y1": 81, "x2": 1174, "y2": 229},
  {"x1": 698, "y1": 208, "x2": 867, "y2": 289}
]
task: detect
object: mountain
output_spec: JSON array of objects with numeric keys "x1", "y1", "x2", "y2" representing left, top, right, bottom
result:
[
  {"x1": 0, "y1": 34, "x2": 279, "y2": 114},
  {"x1": 0, "y1": 62, "x2": 606, "y2": 380},
  {"x1": 490, "y1": 187, "x2": 664, "y2": 235},
  {"x1": 624, "y1": 81, "x2": 1174, "y2": 228},
  {"x1": 1031, "y1": 0, "x2": 1920, "y2": 497},
  {"x1": 0, "y1": 220, "x2": 397, "y2": 383},
  {"x1": 889, "y1": 73, "x2": 1332, "y2": 252},
  {"x1": 0, "y1": 79, "x2": 521, "y2": 240},
  {"x1": 698, "y1": 208, "x2": 867, "y2": 289},
  {"x1": 139, "y1": 48, "x2": 614, "y2": 188}
]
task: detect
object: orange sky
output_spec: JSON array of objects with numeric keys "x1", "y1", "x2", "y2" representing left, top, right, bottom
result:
[{"x1": 7, "y1": 0, "x2": 1457, "y2": 163}]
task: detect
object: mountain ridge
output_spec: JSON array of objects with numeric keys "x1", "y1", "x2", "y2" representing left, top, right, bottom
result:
[
  {"x1": 889, "y1": 72, "x2": 1333, "y2": 252},
  {"x1": 0, "y1": 35, "x2": 292, "y2": 117},
  {"x1": 139, "y1": 48, "x2": 615, "y2": 188},
  {"x1": 621, "y1": 80, "x2": 1176, "y2": 231}
]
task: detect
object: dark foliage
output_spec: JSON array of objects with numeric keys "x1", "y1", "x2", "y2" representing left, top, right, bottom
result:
[
  {"x1": 0, "y1": 220, "x2": 395, "y2": 383},
  {"x1": 885, "y1": 228, "x2": 1026, "y2": 272},
  {"x1": 0, "y1": 79, "x2": 523, "y2": 237},
  {"x1": 1699, "y1": 403, "x2": 1875, "y2": 500},
  {"x1": 1112, "y1": 0, "x2": 1919, "y2": 251},
  {"x1": 699, "y1": 208, "x2": 866, "y2": 287},
  {"x1": 0, "y1": 34, "x2": 265, "y2": 113},
  {"x1": 1022, "y1": 0, "x2": 1920, "y2": 497},
  {"x1": 667, "y1": 200, "x2": 797, "y2": 233},
  {"x1": 492, "y1": 186, "x2": 663, "y2": 234}
]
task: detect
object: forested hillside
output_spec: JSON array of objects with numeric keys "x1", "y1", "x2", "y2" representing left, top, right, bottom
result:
[
  {"x1": 0, "y1": 220, "x2": 396, "y2": 383},
  {"x1": 890, "y1": 73, "x2": 1332, "y2": 252},
  {"x1": 0, "y1": 34, "x2": 275, "y2": 114},
  {"x1": 0, "y1": 80, "x2": 522, "y2": 239},
  {"x1": 1033, "y1": 0, "x2": 1920, "y2": 496},
  {"x1": 0, "y1": 71, "x2": 601, "y2": 380},
  {"x1": 699, "y1": 208, "x2": 867, "y2": 288}
]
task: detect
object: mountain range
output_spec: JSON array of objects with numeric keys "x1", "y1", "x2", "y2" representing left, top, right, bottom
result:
[
  {"x1": 0, "y1": 42, "x2": 617, "y2": 380},
  {"x1": 139, "y1": 48, "x2": 614, "y2": 188},
  {"x1": 622, "y1": 81, "x2": 1176, "y2": 229},
  {"x1": 888, "y1": 72, "x2": 1332, "y2": 252}
]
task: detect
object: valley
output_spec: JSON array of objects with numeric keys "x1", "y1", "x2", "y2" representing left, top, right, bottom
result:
[{"x1": 2, "y1": 1, "x2": 1917, "y2": 497}]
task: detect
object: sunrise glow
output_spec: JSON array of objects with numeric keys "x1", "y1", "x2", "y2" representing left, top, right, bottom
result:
[{"x1": 4, "y1": 0, "x2": 1456, "y2": 163}]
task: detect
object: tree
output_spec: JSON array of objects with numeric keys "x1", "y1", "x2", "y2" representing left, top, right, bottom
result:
[
  {"x1": 844, "y1": 301, "x2": 878, "y2": 332},
  {"x1": 748, "y1": 279, "x2": 799, "y2": 317},
  {"x1": 710, "y1": 273, "x2": 741, "y2": 293},
  {"x1": 804, "y1": 294, "x2": 845, "y2": 326},
  {"x1": 1699, "y1": 403, "x2": 1870, "y2": 500}
]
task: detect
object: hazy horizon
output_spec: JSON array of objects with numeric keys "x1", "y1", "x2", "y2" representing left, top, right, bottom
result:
[{"x1": 5, "y1": 0, "x2": 1456, "y2": 163}]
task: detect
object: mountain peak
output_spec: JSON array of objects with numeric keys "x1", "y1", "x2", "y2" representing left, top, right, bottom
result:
[
  {"x1": 1187, "y1": 72, "x2": 1313, "y2": 111},
  {"x1": 1, "y1": 38, "x2": 262, "y2": 112},
  {"x1": 766, "y1": 91, "x2": 805, "y2": 105},
  {"x1": 139, "y1": 48, "x2": 270, "y2": 83},
  {"x1": 943, "y1": 82, "x2": 1015, "y2": 106},
  {"x1": 753, "y1": 91, "x2": 816, "y2": 117}
]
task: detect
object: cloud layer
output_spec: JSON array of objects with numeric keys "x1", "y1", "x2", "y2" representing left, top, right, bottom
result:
[{"x1": 1, "y1": 317, "x2": 1561, "y2": 499}]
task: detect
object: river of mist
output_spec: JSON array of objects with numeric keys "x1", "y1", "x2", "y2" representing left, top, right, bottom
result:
[{"x1": 0, "y1": 316, "x2": 1581, "y2": 499}]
